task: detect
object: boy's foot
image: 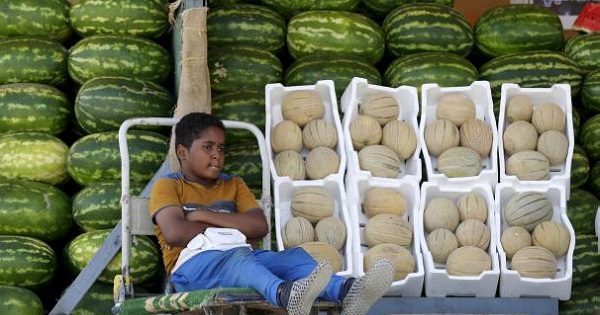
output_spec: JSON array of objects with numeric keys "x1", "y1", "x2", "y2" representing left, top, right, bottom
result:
[
  {"x1": 285, "y1": 260, "x2": 332, "y2": 315},
  {"x1": 341, "y1": 258, "x2": 394, "y2": 315}
]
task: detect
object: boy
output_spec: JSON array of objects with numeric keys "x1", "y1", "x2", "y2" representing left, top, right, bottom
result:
[{"x1": 149, "y1": 112, "x2": 394, "y2": 315}]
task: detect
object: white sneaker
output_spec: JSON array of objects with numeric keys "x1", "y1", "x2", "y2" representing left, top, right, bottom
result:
[
  {"x1": 286, "y1": 260, "x2": 332, "y2": 315},
  {"x1": 341, "y1": 258, "x2": 394, "y2": 315}
]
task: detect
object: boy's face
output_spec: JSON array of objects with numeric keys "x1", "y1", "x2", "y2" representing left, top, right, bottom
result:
[{"x1": 178, "y1": 126, "x2": 226, "y2": 184}]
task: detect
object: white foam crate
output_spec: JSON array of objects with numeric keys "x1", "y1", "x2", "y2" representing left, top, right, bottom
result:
[
  {"x1": 420, "y1": 81, "x2": 499, "y2": 188},
  {"x1": 498, "y1": 83, "x2": 574, "y2": 197},
  {"x1": 265, "y1": 80, "x2": 346, "y2": 182},
  {"x1": 273, "y1": 176, "x2": 353, "y2": 277},
  {"x1": 340, "y1": 77, "x2": 422, "y2": 183},
  {"x1": 494, "y1": 183, "x2": 575, "y2": 301},
  {"x1": 419, "y1": 181, "x2": 500, "y2": 297},
  {"x1": 345, "y1": 173, "x2": 424, "y2": 296}
]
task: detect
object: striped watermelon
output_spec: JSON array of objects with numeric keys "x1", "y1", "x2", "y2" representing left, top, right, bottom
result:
[
  {"x1": 72, "y1": 181, "x2": 144, "y2": 232},
  {"x1": 75, "y1": 76, "x2": 175, "y2": 134},
  {"x1": 212, "y1": 89, "x2": 266, "y2": 145},
  {"x1": 0, "y1": 285, "x2": 44, "y2": 315},
  {"x1": 65, "y1": 230, "x2": 160, "y2": 284},
  {"x1": 582, "y1": 69, "x2": 600, "y2": 114},
  {"x1": 571, "y1": 144, "x2": 590, "y2": 189},
  {"x1": 564, "y1": 33, "x2": 600, "y2": 74},
  {"x1": 223, "y1": 141, "x2": 264, "y2": 197},
  {"x1": 0, "y1": 132, "x2": 69, "y2": 185},
  {"x1": 0, "y1": 37, "x2": 68, "y2": 86},
  {"x1": 284, "y1": 54, "x2": 382, "y2": 98},
  {"x1": 207, "y1": 4, "x2": 286, "y2": 54},
  {"x1": 384, "y1": 52, "x2": 478, "y2": 92},
  {"x1": 567, "y1": 189, "x2": 598, "y2": 235},
  {"x1": 0, "y1": 179, "x2": 72, "y2": 241},
  {"x1": 0, "y1": 0, "x2": 72, "y2": 42},
  {"x1": 0, "y1": 83, "x2": 71, "y2": 135},
  {"x1": 71, "y1": 282, "x2": 117, "y2": 315},
  {"x1": 580, "y1": 114, "x2": 600, "y2": 161},
  {"x1": 479, "y1": 50, "x2": 584, "y2": 103},
  {"x1": 0, "y1": 236, "x2": 56, "y2": 289},
  {"x1": 68, "y1": 34, "x2": 172, "y2": 85},
  {"x1": 362, "y1": 0, "x2": 454, "y2": 18},
  {"x1": 208, "y1": 45, "x2": 283, "y2": 95},
  {"x1": 589, "y1": 161, "x2": 600, "y2": 199},
  {"x1": 287, "y1": 11, "x2": 385, "y2": 64},
  {"x1": 572, "y1": 106, "x2": 581, "y2": 138},
  {"x1": 559, "y1": 283, "x2": 600, "y2": 314},
  {"x1": 382, "y1": 3, "x2": 473, "y2": 57},
  {"x1": 260, "y1": 0, "x2": 358, "y2": 19},
  {"x1": 67, "y1": 130, "x2": 168, "y2": 186},
  {"x1": 571, "y1": 234, "x2": 600, "y2": 287},
  {"x1": 474, "y1": 4, "x2": 564, "y2": 59},
  {"x1": 69, "y1": 0, "x2": 169, "y2": 38}
]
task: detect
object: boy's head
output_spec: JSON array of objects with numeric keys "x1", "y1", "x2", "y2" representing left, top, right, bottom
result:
[{"x1": 175, "y1": 112, "x2": 226, "y2": 150}]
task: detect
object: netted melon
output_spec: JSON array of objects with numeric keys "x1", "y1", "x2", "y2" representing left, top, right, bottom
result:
[
  {"x1": 423, "y1": 197, "x2": 460, "y2": 232},
  {"x1": 532, "y1": 220, "x2": 570, "y2": 257},
  {"x1": 300, "y1": 241, "x2": 343, "y2": 273},
  {"x1": 537, "y1": 130, "x2": 569, "y2": 166},
  {"x1": 505, "y1": 150, "x2": 550, "y2": 181},
  {"x1": 426, "y1": 228, "x2": 458, "y2": 264},
  {"x1": 455, "y1": 219, "x2": 490, "y2": 250},
  {"x1": 358, "y1": 144, "x2": 400, "y2": 178},
  {"x1": 359, "y1": 93, "x2": 400, "y2": 126},
  {"x1": 305, "y1": 146, "x2": 340, "y2": 180},
  {"x1": 503, "y1": 120, "x2": 538, "y2": 156},
  {"x1": 290, "y1": 186, "x2": 335, "y2": 224},
  {"x1": 350, "y1": 115, "x2": 382, "y2": 150},
  {"x1": 381, "y1": 120, "x2": 417, "y2": 160},
  {"x1": 364, "y1": 243, "x2": 414, "y2": 281},
  {"x1": 281, "y1": 90, "x2": 325, "y2": 127},
  {"x1": 436, "y1": 93, "x2": 476, "y2": 127},
  {"x1": 446, "y1": 246, "x2": 492, "y2": 276},
  {"x1": 460, "y1": 118, "x2": 493, "y2": 157},
  {"x1": 274, "y1": 150, "x2": 306, "y2": 180},
  {"x1": 315, "y1": 216, "x2": 347, "y2": 250},
  {"x1": 364, "y1": 213, "x2": 412, "y2": 248},
  {"x1": 506, "y1": 95, "x2": 534, "y2": 123},
  {"x1": 437, "y1": 146, "x2": 483, "y2": 178},
  {"x1": 424, "y1": 119, "x2": 460, "y2": 157},
  {"x1": 531, "y1": 102, "x2": 566, "y2": 134},
  {"x1": 511, "y1": 246, "x2": 557, "y2": 279},
  {"x1": 456, "y1": 192, "x2": 488, "y2": 223},
  {"x1": 302, "y1": 118, "x2": 338, "y2": 150},
  {"x1": 281, "y1": 216, "x2": 314, "y2": 248},
  {"x1": 500, "y1": 226, "x2": 532, "y2": 259},
  {"x1": 363, "y1": 187, "x2": 407, "y2": 218},
  {"x1": 271, "y1": 120, "x2": 303, "y2": 153},
  {"x1": 504, "y1": 191, "x2": 553, "y2": 232}
]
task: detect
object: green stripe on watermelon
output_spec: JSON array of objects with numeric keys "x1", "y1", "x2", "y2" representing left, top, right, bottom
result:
[
  {"x1": 0, "y1": 285, "x2": 44, "y2": 315},
  {"x1": 0, "y1": 37, "x2": 68, "y2": 86},
  {"x1": 0, "y1": 179, "x2": 72, "y2": 241},
  {"x1": 69, "y1": 0, "x2": 169, "y2": 39},
  {"x1": 559, "y1": 283, "x2": 600, "y2": 314},
  {"x1": 567, "y1": 188, "x2": 598, "y2": 235},
  {"x1": 572, "y1": 106, "x2": 581, "y2": 139},
  {"x1": 581, "y1": 70, "x2": 600, "y2": 114},
  {"x1": 0, "y1": 132, "x2": 69, "y2": 185},
  {"x1": 212, "y1": 89, "x2": 266, "y2": 145},
  {"x1": 67, "y1": 130, "x2": 168, "y2": 187},
  {"x1": 287, "y1": 10, "x2": 385, "y2": 64},
  {"x1": 0, "y1": 235, "x2": 57, "y2": 289},
  {"x1": 579, "y1": 113, "x2": 600, "y2": 161},
  {"x1": 284, "y1": 54, "x2": 382, "y2": 98},
  {"x1": 587, "y1": 161, "x2": 600, "y2": 199},
  {"x1": 383, "y1": 3, "x2": 474, "y2": 58},
  {"x1": 74, "y1": 76, "x2": 174, "y2": 134},
  {"x1": 208, "y1": 45, "x2": 283, "y2": 95},
  {"x1": 65, "y1": 230, "x2": 160, "y2": 284},
  {"x1": 564, "y1": 33, "x2": 600, "y2": 74},
  {"x1": 0, "y1": 0, "x2": 72, "y2": 42},
  {"x1": 260, "y1": 0, "x2": 359, "y2": 19},
  {"x1": 207, "y1": 4, "x2": 286, "y2": 54},
  {"x1": 571, "y1": 144, "x2": 590, "y2": 189},
  {"x1": 68, "y1": 34, "x2": 172, "y2": 85},
  {"x1": 0, "y1": 83, "x2": 71, "y2": 135},
  {"x1": 223, "y1": 141, "x2": 263, "y2": 197},
  {"x1": 571, "y1": 234, "x2": 600, "y2": 287}
]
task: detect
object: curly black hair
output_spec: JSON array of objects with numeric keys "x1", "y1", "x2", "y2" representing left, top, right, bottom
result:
[{"x1": 175, "y1": 112, "x2": 225, "y2": 149}]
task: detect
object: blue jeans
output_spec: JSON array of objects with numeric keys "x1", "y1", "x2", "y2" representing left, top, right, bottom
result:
[{"x1": 170, "y1": 247, "x2": 346, "y2": 306}]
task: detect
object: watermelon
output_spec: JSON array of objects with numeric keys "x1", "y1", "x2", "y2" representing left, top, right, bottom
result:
[
  {"x1": 384, "y1": 51, "x2": 478, "y2": 93},
  {"x1": 65, "y1": 229, "x2": 160, "y2": 284},
  {"x1": 567, "y1": 188, "x2": 598, "y2": 235},
  {"x1": 284, "y1": 54, "x2": 382, "y2": 98},
  {"x1": 223, "y1": 141, "x2": 263, "y2": 197},
  {"x1": 0, "y1": 0, "x2": 72, "y2": 42},
  {"x1": 0, "y1": 132, "x2": 69, "y2": 185},
  {"x1": 474, "y1": 4, "x2": 564, "y2": 59},
  {"x1": 362, "y1": 0, "x2": 454, "y2": 18},
  {"x1": 0, "y1": 285, "x2": 44, "y2": 315},
  {"x1": 0, "y1": 179, "x2": 72, "y2": 241},
  {"x1": 71, "y1": 282, "x2": 116, "y2": 315},
  {"x1": 559, "y1": 283, "x2": 600, "y2": 314},
  {"x1": 67, "y1": 130, "x2": 168, "y2": 187},
  {"x1": 382, "y1": 3, "x2": 473, "y2": 58},
  {"x1": 582, "y1": 70, "x2": 600, "y2": 114},
  {"x1": 260, "y1": 0, "x2": 359, "y2": 19},
  {"x1": 479, "y1": 50, "x2": 584, "y2": 103},
  {"x1": 207, "y1": 4, "x2": 286, "y2": 54},
  {"x1": 0, "y1": 83, "x2": 71, "y2": 135},
  {"x1": 580, "y1": 114, "x2": 600, "y2": 161},
  {"x1": 571, "y1": 144, "x2": 590, "y2": 189},
  {"x1": 287, "y1": 10, "x2": 385, "y2": 64},
  {"x1": 588, "y1": 161, "x2": 600, "y2": 199},
  {"x1": 72, "y1": 181, "x2": 145, "y2": 232},
  {"x1": 564, "y1": 33, "x2": 600, "y2": 74},
  {"x1": 208, "y1": 45, "x2": 283, "y2": 95},
  {"x1": 571, "y1": 234, "x2": 600, "y2": 287},
  {"x1": 0, "y1": 235, "x2": 57, "y2": 289},
  {"x1": 572, "y1": 2, "x2": 600, "y2": 34},
  {"x1": 212, "y1": 89, "x2": 266, "y2": 145},
  {"x1": 0, "y1": 37, "x2": 68, "y2": 87},
  {"x1": 69, "y1": 0, "x2": 170, "y2": 39},
  {"x1": 572, "y1": 106, "x2": 581, "y2": 139},
  {"x1": 68, "y1": 34, "x2": 172, "y2": 85},
  {"x1": 74, "y1": 76, "x2": 175, "y2": 134}
]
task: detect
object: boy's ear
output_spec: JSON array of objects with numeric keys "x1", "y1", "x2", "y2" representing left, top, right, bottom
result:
[{"x1": 176, "y1": 144, "x2": 188, "y2": 160}]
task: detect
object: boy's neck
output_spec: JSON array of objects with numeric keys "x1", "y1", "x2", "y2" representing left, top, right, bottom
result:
[{"x1": 181, "y1": 173, "x2": 219, "y2": 188}]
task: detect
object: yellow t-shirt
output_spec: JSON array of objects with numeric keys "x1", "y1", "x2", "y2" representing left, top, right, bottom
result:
[{"x1": 149, "y1": 172, "x2": 260, "y2": 274}]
